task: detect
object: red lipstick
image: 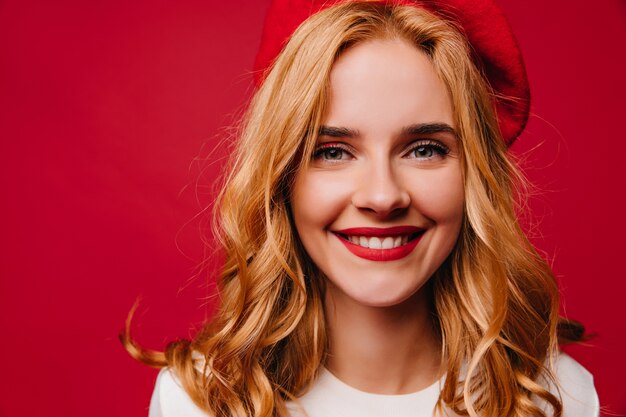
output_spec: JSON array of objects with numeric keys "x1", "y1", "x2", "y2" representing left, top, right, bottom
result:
[
  {"x1": 332, "y1": 226, "x2": 425, "y2": 262},
  {"x1": 334, "y1": 226, "x2": 423, "y2": 236}
]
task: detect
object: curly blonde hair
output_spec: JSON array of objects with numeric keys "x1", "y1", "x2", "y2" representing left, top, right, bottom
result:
[{"x1": 123, "y1": 2, "x2": 585, "y2": 416}]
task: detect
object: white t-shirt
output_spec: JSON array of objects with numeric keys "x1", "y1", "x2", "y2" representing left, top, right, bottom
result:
[{"x1": 148, "y1": 352, "x2": 599, "y2": 417}]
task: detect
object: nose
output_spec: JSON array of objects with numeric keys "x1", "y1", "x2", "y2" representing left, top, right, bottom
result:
[{"x1": 351, "y1": 161, "x2": 410, "y2": 218}]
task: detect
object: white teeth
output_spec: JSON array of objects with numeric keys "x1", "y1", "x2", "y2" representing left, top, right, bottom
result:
[
  {"x1": 369, "y1": 237, "x2": 382, "y2": 249},
  {"x1": 345, "y1": 235, "x2": 414, "y2": 249}
]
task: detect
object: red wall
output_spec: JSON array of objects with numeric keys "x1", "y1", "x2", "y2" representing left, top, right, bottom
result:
[{"x1": 0, "y1": 1, "x2": 624, "y2": 416}]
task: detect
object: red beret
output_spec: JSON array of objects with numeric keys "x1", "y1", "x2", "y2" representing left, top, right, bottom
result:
[{"x1": 253, "y1": 0, "x2": 530, "y2": 145}]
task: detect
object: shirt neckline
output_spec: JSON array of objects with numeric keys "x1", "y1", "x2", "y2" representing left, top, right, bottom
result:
[{"x1": 318, "y1": 366, "x2": 444, "y2": 401}]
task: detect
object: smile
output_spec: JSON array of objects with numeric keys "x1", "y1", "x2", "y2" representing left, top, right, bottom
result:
[
  {"x1": 342, "y1": 235, "x2": 411, "y2": 249},
  {"x1": 332, "y1": 226, "x2": 425, "y2": 261}
]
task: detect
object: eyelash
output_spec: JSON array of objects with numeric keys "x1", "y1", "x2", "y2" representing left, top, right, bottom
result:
[
  {"x1": 312, "y1": 140, "x2": 450, "y2": 161},
  {"x1": 312, "y1": 143, "x2": 353, "y2": 161},
  {"x1": 405, "y1": 139, "x2": 450, "y2": 159}
]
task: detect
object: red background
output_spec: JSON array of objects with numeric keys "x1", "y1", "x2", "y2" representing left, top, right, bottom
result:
[{"x1": 1, "y1": 1, "x2": 624, "y2": 416}]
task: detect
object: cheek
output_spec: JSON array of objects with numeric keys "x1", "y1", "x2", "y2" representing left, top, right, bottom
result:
[
  {"x1": 291, "y1": 170, "x2": 353, "y2": 231},
  {"x1": 407, "y1": 167, "x2": 465, "y2": 223}
]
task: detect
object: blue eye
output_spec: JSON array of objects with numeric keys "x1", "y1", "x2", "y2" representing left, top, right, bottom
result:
[
  {"x1": 413, "y1": 146, "x2": 435, "y2": 158},
  {"x1": 313, "y1": 143, "x2": 353, "y2": 161},
  {"x1": 407, "y1": 140, "x2": 449, "y2": 160},
  {"x1": 318, "y1": 148, "x2": 344, "y2": 160}
]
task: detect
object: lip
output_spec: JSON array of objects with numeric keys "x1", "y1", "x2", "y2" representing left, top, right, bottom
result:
[
  {"x1": 332, "y1": 226, "x2": 425, "y2": 262},
  {"x1": 333, "y1": 226, "x2": 425, "y2": 236}
]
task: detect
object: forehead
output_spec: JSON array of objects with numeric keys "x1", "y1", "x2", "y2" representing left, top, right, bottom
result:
[{"x1": 324, "y1": 38, "x2": 454, "y2": 132}]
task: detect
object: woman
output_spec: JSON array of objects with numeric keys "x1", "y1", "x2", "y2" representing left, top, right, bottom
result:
[{"x1": 124, "y1": 1, "x2": 599, "y2": 416}]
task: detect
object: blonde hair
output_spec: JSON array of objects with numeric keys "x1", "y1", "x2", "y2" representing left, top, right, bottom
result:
[{"x1": 123, "y1": 2, "x2": 585, "y2": 416}]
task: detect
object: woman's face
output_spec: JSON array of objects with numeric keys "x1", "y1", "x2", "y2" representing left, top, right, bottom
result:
[{"x1": 291, "y1": 38, "x2": 464, "y2": 308}]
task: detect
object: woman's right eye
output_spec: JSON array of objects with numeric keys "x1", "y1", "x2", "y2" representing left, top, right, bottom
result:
[{"x1": 312, "y1": 143, "x2": 353, "y2": 162}]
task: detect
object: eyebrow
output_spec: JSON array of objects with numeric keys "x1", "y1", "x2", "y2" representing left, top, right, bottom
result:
[
  {"x1": 402, "y1": 123, "x2": 456, "y2": 137},
  {"x1": 318, "y1": 123, "x2": 457, "y2": 138},
  {"x1": 317, "y1": 126, "x2": 359, "y2": 137}
]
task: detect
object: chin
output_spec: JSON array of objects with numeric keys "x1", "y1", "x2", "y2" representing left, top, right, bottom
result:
[{"x1": 328, "y1": 276, "x2": 429, "y2": 309}]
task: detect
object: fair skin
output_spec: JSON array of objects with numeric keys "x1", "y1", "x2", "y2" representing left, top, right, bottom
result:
[{"x1": 291, "y1": 38, "x2": 465, "y2": 395}]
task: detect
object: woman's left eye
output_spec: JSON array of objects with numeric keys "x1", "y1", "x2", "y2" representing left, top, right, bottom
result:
[{"x1": 405, "y1": 140, "x2": 450, "y2": 160}]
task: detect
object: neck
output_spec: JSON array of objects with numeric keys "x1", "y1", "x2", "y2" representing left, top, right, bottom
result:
[{"x1": 323, "y1": 282, "x2": 442, "y2": 395}]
